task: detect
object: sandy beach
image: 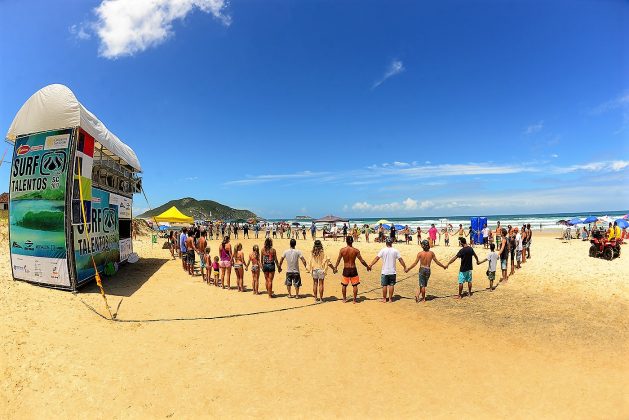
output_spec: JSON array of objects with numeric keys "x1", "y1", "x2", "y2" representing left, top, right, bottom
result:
[{"x1": 1, "y1": 221, "x2": 628, "y2": 419}]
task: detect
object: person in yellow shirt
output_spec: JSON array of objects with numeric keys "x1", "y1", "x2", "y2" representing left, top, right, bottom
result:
[
  {"x1": 613, "y1": 222, "x2": 622, "y2": 240},
  {"x1": 607, "y1": 222, "x2": 622, "y2": 241}
]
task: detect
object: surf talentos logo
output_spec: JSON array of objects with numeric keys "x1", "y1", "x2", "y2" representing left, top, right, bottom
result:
[
  {"x1": 24, "y1": 240, "x2": 34, "y2": 251},
  {"x1": 41, "y1": 151, "x2": 67, "y2": 175},
  {"x1": 103, "y1": 209, "x2": 116, "y2": 233}
]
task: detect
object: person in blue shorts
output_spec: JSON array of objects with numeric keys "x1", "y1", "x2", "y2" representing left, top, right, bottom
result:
[{"x1": 445, "y1": 237, "x2": 480, "y2": 299}]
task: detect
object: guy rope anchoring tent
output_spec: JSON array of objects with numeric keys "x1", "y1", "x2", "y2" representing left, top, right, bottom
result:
[{"x1": 6, "y1": 84, "x2": 142, "y2": 318}]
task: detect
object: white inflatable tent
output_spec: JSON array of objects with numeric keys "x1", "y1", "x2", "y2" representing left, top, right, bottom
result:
[{"x1": 6, "y1": 84, "x2": 142, "y2": 290}]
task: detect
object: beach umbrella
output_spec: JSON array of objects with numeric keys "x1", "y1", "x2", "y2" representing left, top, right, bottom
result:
[
  {"x1": 623, "y1": 214, "x2": 629, "y2": 220},
  {"x1": 568, "y1": 217, "x2": 583, "y2": 226},
  {"x1": 556, "y1": 219, "x2": 569, "y2": 225},
  {"x1": 158, "y1": 225, "x2": 168, "y2": 231},
  {"x1": 615, "y1": 219, "x2": 629, "y2": 229},
  {"x1": 394, "y1": 224, "x2": 405, "y2": 230},
  {"x1": 582, "y1": 216, "x2": 598, "y2": 224},
  {"x1": 292, "y1": 222, "x2": 301, "y2": 226}
]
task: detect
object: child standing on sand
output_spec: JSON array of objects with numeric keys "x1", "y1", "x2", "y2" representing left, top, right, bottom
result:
[
  {"x1": 201, "y1": 247, "x2": 211, "y2": 284},
  {"x1": 212, "y1": 256, "x2": 220, "y2": 286},
  {"x1": 405, "y1": 240, "x2": 446, "y2": 302},
  {"x1": 477, "y1": 243, "x2": 498, "y2": 291},
  {"x1": 233, "y1": 243, "x2": 246, "y2": 292},
  {"x1": 246, "y1": 245, "x2": 261, "y2": 295}
]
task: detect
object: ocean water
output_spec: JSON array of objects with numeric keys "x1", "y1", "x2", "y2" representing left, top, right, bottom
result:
[{"x1": 272, "y1": 210, "x2": 629, "y2": 230}]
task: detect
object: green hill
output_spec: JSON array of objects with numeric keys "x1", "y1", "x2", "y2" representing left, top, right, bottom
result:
[{"x1": 138, "y1": 197, "x2": 257, "y2": 221}]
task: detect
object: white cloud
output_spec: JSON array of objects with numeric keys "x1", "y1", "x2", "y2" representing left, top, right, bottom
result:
[
  {"x1": 591, "y1": 92, "x2": 629, "y2": 115},
  {"x1": 525, "y1": 120, "x2": 544, "y2": 134},
  {"x1": 555, "y1": 160, "x2": 629, "y2": 174},
  {"x1": 348, "y1": 183, "x2": 629, "y2": 215},
  {"x1": 551, "y1": 154, "x2": 559, "y2": 158},
  {"x1": 224, "y1": 171, "x2": 328, "y2": 186},
  {"x1": 372, "y1": 59, "x2": 405, "y2": 89},
  {"x1": 351, "y1": 197, "x2": 427, "y2": 213},
  {"x1": 85, "y1": 0, "x2": 230, "y2": 59},
  {"x1": 224, "y1": 160, "x2": 629, "y2": 188},
  {"x1": 393, "y1": 161, "x2": 410, "y2": 167},
  {"x1": 69, "y1": 23, "x2": 91, "y2": 40}
]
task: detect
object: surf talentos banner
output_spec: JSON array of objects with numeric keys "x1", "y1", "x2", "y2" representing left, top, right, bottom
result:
[
  {"x1": 73, "y1": 187, "x2": 120, "y2": 284},
  {"x1": 9, "y1": 129, "x2": 72, "y2": 287}
]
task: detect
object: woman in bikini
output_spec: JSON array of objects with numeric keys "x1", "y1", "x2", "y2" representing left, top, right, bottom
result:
[
  {"x1": 232, "y1": 243, "x2": 246, "y2": 292},
  {"x1": 246, "y1": 245, "x2": 261, "y2": 294},
  {"x1": 219, "y1": 236, "x2": 232, "y2": 290},
  {"x1": 261, "y1": 238, "x2": 281, "y2": 298},
  {"x1": 168, "y1": 231, "x2": 176, "y2": 259},
  {"x1": 416, "y1": 226, "x2": 422, "y2": 245}
]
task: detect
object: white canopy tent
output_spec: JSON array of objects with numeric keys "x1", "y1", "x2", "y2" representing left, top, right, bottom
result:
[{"x1": 6, "y1": 84, "x2": 141, "y2": 172}]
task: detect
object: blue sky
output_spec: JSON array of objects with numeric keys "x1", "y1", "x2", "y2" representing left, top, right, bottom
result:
[{"x1": 1, "y1": 0, "x2": 628, "y2": 218}]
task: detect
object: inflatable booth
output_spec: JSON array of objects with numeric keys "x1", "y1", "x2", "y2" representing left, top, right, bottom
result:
[{"x1": 6, "y1": 84, "x2": 142, "y2": 290}]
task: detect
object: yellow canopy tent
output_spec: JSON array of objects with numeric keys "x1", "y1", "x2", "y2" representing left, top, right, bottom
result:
[{"x1": 153, "y1": 206, "x2": 194, "y2": 224}]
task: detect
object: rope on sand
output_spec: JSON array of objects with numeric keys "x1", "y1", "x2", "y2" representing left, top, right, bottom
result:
[{"x1": 74, "y1": 272, "x2": 417, "y2": 323}]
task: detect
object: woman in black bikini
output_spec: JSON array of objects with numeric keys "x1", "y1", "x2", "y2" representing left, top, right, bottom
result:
[{"x1": 261, "y1": 238, "x2": 281, "y2": 298}]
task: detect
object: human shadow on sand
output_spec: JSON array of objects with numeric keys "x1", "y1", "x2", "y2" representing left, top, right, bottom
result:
[{"x1": 80, "y1": 257, "x2": 170, "y2": 297}]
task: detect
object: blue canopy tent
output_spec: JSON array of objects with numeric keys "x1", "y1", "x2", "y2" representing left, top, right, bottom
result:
[{"x1": 583, "y1": 216, "x2": 598, "y2": 224}]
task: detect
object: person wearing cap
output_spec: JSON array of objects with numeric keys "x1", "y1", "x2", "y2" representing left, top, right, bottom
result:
[
  {"x1": 369, "y1": 237, "x2": 407, "y2": 303},
  {"x1": 405, "y1": 240, "x2": 447, "y2": 303}
]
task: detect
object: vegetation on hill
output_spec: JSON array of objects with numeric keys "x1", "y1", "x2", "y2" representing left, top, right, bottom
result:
[{"x1": 138, "y1": 197, "x2": 257, "y2": 221}]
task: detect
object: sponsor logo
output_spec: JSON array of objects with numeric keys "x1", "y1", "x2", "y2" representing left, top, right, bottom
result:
[
  {"x1": 45, "y1": 134, "x2": 70, "y2": 150},
  {"x1": 12, "y1": 241, "x2": 22, "y2": 249},
  {"x1": 40, "y1": 151, "x2": 67, "y2": 175},
  {"x1": 92, "y1": 197, "x2": 101, "y2": 204},
  {"x1": 16, "y1": 145, "x2": 30, "y2": 155},
  {"x1": 24, "y1": 240, "x2": 34, "y2": 251},
  {"x1": 31, "y1": 145, "x2": 44, "y2": 152},
  {"x1": 103, "y1": 208, "x2": 116, "y2": 233}
]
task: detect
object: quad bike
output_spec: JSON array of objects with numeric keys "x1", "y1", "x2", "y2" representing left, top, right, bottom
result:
[{"x1": 589, "y1": 229, "x2": 621, "y2": 260}]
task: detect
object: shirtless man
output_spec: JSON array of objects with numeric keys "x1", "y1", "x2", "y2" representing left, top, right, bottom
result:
[
  {"x1": 405, "y1": 240, "x2": 446, "y2": 302},
  {"x1": 495, "y1": 221, "x2": 503, "y2": 249},
  {"x1": 196, "y1": 231, "x2": 208, "y2": 280},
  {"x1": 185, "y1": 232, "x2": 196, "y2": 276},
  {"x1": 334, "y1": 236, "x2": 371, "y2": 303},
  {"x1": 455, "y1": 224, "x2": 466, "y2": 246}
]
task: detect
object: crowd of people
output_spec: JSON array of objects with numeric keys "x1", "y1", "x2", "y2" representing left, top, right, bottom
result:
[
  {"x1": 569, "y1": 221, "x2": 627, "y2": 241},
  {"x1": 165, "y1": 220, "x2": 537, "y2": 303}
]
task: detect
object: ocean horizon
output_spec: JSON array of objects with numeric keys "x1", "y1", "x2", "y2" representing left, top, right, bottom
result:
[{"x1": 268, "y1": 209, "x2": 629, "y2": 230}]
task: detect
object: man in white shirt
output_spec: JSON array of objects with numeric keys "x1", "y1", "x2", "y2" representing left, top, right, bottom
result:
[
  {"x1": 279, "y1": 239, "x2": 308, "y2": 298},
  {"x1": 369, "y1": 237, "x2": 407, "y2": 303},
  {"x1": 515, "y1": 227, "x2": 523, "y2": 269},
  {"x1": 482, "y1": 224, "x2": 489, "y2": 249}
]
